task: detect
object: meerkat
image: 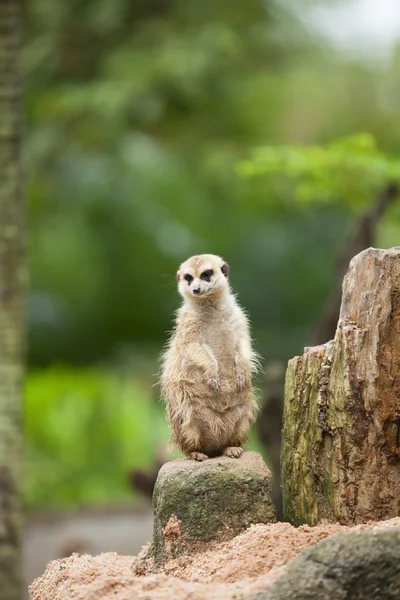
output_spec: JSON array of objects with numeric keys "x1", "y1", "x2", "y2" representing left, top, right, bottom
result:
[{"x1": 161, "y1": 254, "x2": 259, "y2": 461}]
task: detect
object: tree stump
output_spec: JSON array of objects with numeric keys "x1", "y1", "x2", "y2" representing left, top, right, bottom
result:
[
  {"x1": 282, "y1": 247, "x2": 400, "y2": 525},
  {"x1": 152, "y1": 451, "x2": 276, "y2": 565}
]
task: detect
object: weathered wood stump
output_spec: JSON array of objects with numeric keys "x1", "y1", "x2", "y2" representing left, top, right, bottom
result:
[
  {"x1": 152, "y1": 451, "x2": 276, "y2": 565},
  {"x1": 282, "y1": 247, "x2": 400, "y2": 525}
]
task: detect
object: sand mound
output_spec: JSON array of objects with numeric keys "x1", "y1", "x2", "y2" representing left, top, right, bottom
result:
[{"x1": 29, "y1": 517, "x2": 400, "y2": 600}]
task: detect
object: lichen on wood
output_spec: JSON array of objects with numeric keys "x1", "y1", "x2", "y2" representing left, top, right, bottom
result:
[{"x1": 282, "y1": 247, "x2": 400, "y2": 525}]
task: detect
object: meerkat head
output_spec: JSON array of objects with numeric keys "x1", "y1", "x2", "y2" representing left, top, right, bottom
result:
[{"x1": 177, "y1": 254, "x2": 230, "y2": 302}]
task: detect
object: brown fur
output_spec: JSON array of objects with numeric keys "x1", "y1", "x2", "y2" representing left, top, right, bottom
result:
[{"x1": 161, "y1": 254, "x2": 259, "y2": 460}]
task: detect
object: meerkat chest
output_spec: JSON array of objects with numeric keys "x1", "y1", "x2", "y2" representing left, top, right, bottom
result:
[{"x1": 199, "y1": 310, "x2": 238, "y2": 362}]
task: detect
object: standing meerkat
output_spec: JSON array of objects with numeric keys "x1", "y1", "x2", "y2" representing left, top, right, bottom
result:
[{"x1": 161, "y1": 254, "x2": 259, "y2": 461}]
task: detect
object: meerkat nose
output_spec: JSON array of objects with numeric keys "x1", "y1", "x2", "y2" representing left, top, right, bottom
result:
[{"x1": 192, "y1": 288, "x2": 201, "y2": 295}]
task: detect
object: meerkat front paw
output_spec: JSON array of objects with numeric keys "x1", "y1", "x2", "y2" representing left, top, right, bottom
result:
[
  {"x1": 236, "y1": 368, "x2": 251, "y2": 391},
  {"x1": 208, "y1": 377, "x2": 221, "y2": 392},
  {"x1": 189, "y1": 452, "x2": 209, "y2": 461},
  {"x1": 223, "y1": 446, "x2": 243, "y2": 459}
]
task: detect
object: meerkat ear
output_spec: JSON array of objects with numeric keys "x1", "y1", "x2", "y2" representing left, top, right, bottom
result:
[
  {"x1": 176, "y1": 271, "x2": 180, "y2": 282},
  {"x1": 221, "y1": 262, "x2": 229, "y2": 278}
]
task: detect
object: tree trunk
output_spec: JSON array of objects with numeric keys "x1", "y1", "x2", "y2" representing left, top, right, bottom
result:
[
  {"x1": 282, "y1": 247, "x2": 400, "y2": 526},
  {"x1": 0, "y1": 1, "x2": 25, "y2": 598}
]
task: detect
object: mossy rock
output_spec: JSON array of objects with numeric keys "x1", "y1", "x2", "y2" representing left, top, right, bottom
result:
[
  {"x1": 153, "y1": 451, "x2": 276, "y2": 564},
  {"x1": 254, "y1": 526, "x2": 400, "y2": 600}
]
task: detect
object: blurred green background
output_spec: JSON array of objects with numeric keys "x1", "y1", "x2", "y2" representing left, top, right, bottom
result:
[{"x1": 23, "y1": 0, "x2": 400, "y2": 511}]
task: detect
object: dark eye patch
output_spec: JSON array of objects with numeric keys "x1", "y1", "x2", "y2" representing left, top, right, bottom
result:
[
  {"x1": 200, "y1": 269, "x2": 213, "y2": 281},
  {"x1": 184, "y1": 274, "x2": 193, "y2": 284}
]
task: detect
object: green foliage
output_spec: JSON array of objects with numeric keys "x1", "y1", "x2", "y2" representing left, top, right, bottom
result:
[
  {"x1": 23, "y1": 0, "x2": 400, "y2": 368},
  {"x1": 22, "y1": 0, "x2": 400, "y2": 511},
  {"x1": 237, "y1": 134, "x2": 400, "y2": 207},
  {"x1": 22, "y1": 0, "x2": 341, "y2": 366},
  {"x1": 24, "y1": 367, "x2": 169, "y2": 509}
]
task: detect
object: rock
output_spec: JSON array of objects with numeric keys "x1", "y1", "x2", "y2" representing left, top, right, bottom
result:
[
  {"x1": 253, "y1": 526, "x2": 400, "y2": 600},
  {"x1": 282, "y1": 247, "x2": 400, "y2": 525},
  {"x1": 152, "y1": 451, "x2": 276, "y2": 565}
]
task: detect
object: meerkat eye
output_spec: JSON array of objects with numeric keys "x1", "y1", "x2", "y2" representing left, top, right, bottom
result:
[
  {"x1": 200, "y1": 269, "x2": 213, "y2": 281},
  {"x1": 184, "y1": 274, "x2": 193, "y2": 284}
]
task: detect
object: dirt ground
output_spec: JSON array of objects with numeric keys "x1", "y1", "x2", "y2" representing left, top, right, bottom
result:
[
  {"x1": 29, "y1": 516, "x2": 400, "y2": 600},
  {"x1": 23, "y1": 504, "x2": 153, "y2": 593}
]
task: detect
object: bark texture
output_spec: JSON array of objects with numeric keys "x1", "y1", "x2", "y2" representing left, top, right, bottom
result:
[
  {"x1": 282, "y1": 247, "x2": 400, "y2": 525},
  {"x1": 0, "y1": 1, "x2": 25, "y2": 598}
]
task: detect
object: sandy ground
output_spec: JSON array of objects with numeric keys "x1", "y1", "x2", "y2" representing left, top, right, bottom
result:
[
  {"x1": 29, "y1": 516, "x2": 400, "y2": 600},
  {"x1": 23, "y1": 505, "x2": 153, "y2": 592}
]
